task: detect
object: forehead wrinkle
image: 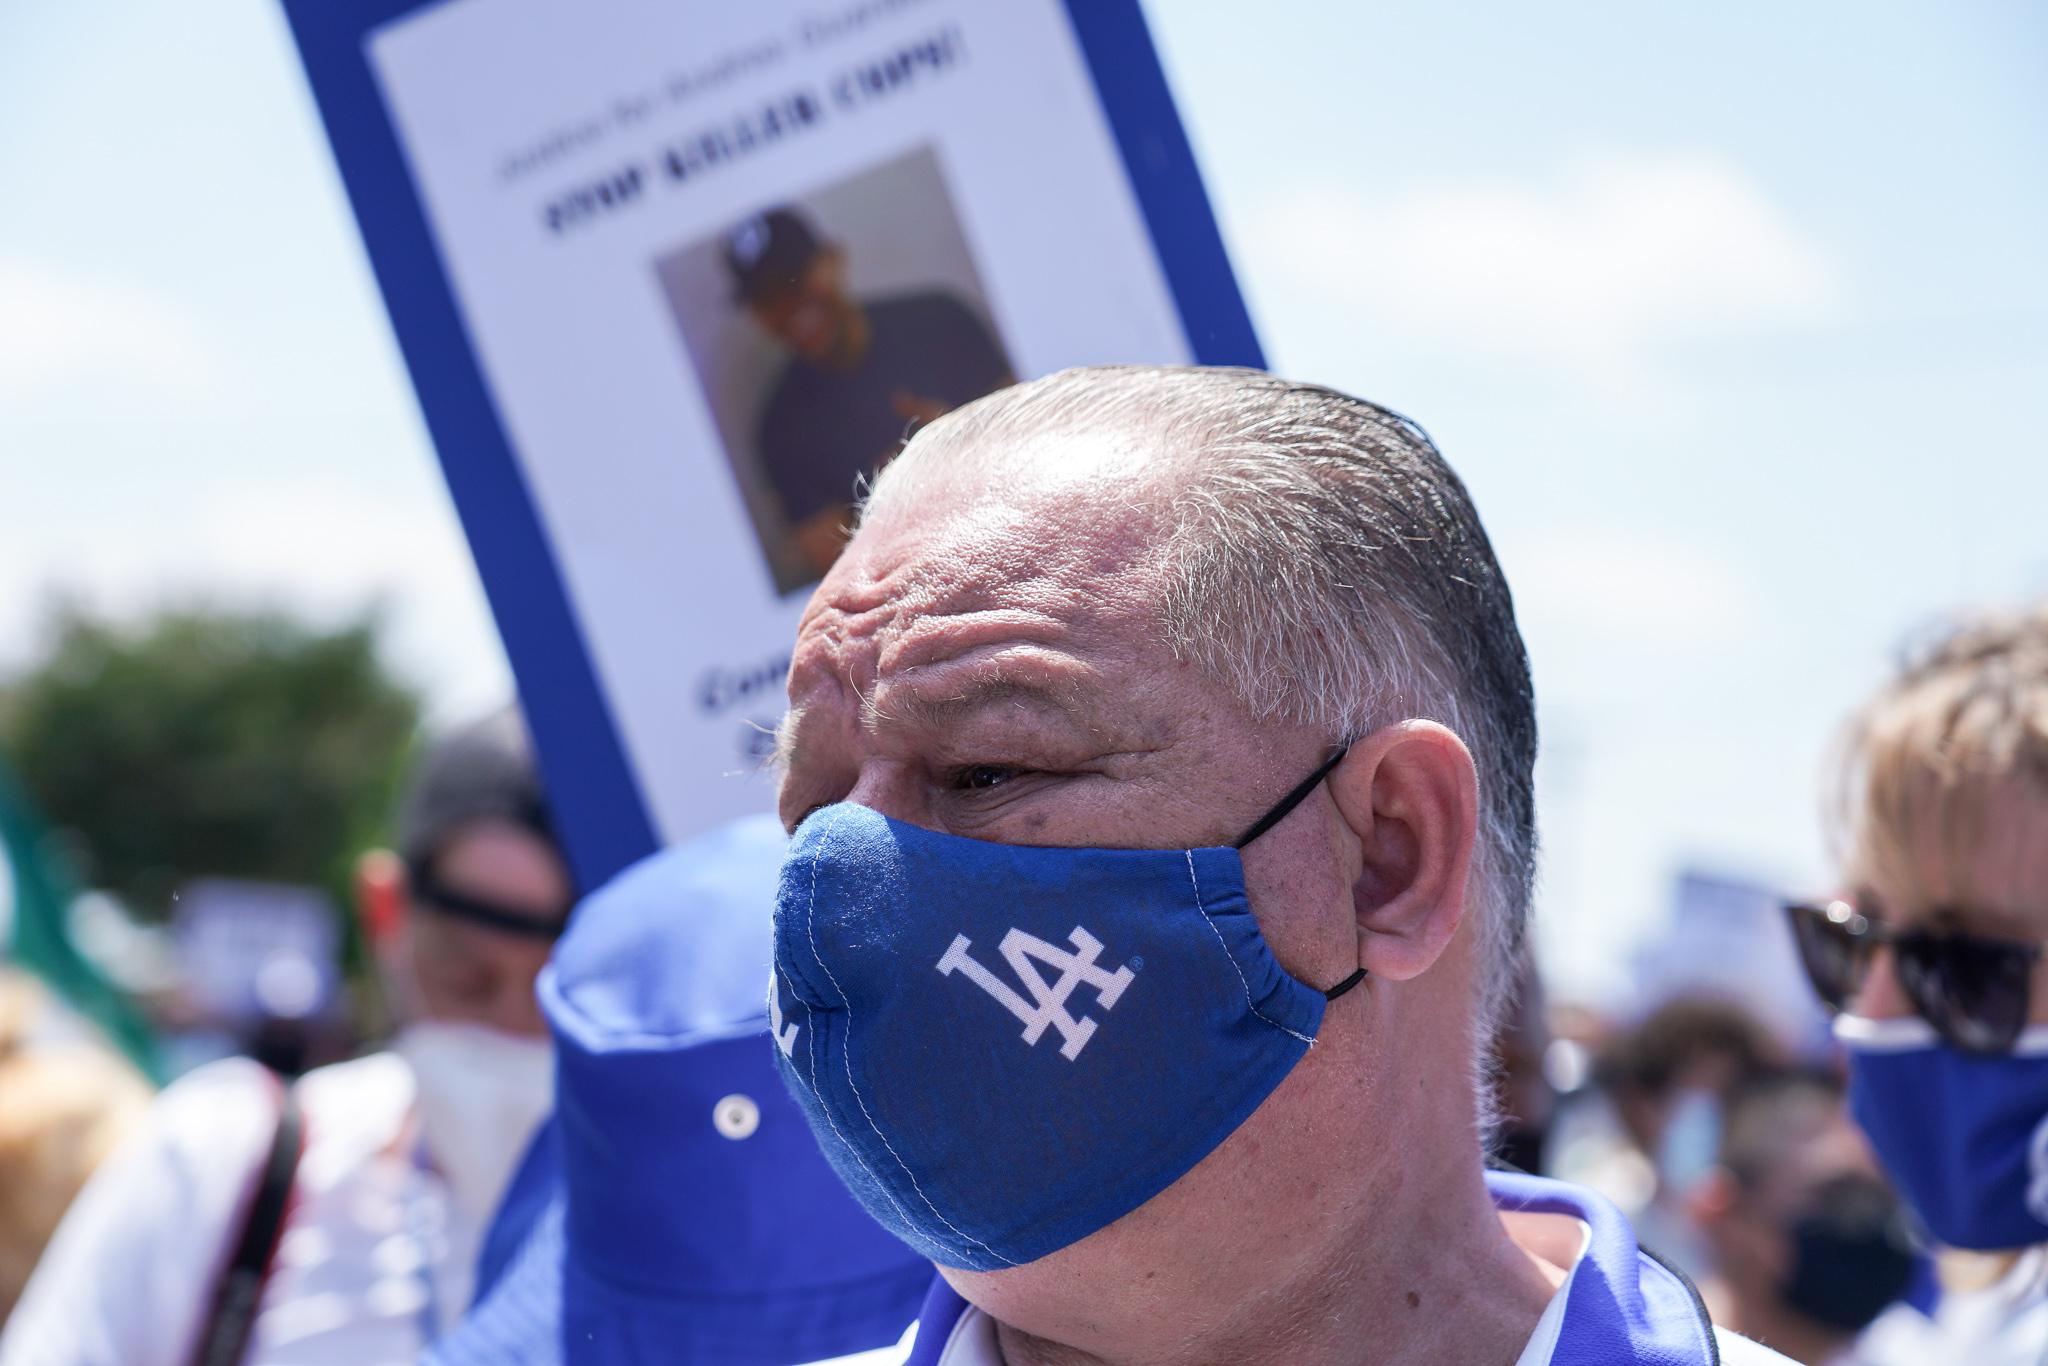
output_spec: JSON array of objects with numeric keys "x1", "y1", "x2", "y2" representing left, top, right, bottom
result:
[
  {"x1": 791, "y1": 460, "x2": 1173, "y2": 752},
  {"x1": 868, "y1": 483, "x2": 1162, "y2": 613},
  {"x1": 878, "y1": 606, "x2": 1073, "y2": 678}
]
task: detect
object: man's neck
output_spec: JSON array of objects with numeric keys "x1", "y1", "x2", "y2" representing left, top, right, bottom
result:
[{"x1": 984, "y1": 1169, "x2": 1564, "y2": 1366}]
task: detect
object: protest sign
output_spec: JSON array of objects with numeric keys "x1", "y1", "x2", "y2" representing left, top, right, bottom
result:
[
  {"x1": 173, "y1": 878, "x2": 340, "y2": 1025},
  {"x1": 285, "y1": 0, "x2": 1260, "y2": 887},
  {"x1": 1631, "y1": 867, "x2": 1833, "y2": 1058}
]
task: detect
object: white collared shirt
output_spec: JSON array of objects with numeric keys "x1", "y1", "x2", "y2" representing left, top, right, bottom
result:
[{"x1": 833, "y1": 1215, "x2": 1787, "y2": 1366}]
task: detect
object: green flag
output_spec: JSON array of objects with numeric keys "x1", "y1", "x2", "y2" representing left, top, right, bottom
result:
[{"x1": 0, "y1": 757, "x2": 159, "y2": 1079}]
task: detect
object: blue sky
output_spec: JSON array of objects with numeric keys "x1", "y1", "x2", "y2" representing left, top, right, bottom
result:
[{"x1": 2, "y1": 1, "x2": 2043, "y2": 1003}]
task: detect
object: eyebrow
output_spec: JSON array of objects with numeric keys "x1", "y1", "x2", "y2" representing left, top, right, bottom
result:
[
  {"x1": 769, "y1": 705, "x2": 808, "y2": 777},
  {"x1": 771, "y1": 670, "x2": 1102, "y2": 781},
  {"x1": 867, "y1": 672, "x2": 1095, "y2": 736},
  {"x1": 770, "y1": 655, "x2": 1122, "y2": 794}
]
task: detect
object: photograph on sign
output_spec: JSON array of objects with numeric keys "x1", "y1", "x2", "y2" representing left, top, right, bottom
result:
[
  {"x1": 355, "y1": 1, "x2": 1205, "y2": 849},
  {"x1": 654, "y1": 145, "x2": 1014, "y2": 592}
]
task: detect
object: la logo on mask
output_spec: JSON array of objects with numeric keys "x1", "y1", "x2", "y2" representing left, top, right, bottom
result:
[
  {"x1": 937, "y1": 925, "x2": 1137, "y2": 1060},
  {"x1": 770, "y1": 759, "x2": 1355, "y2": 1270}
]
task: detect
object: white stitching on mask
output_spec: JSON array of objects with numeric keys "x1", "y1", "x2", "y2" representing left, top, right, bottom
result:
[
  {"x1": 1185, "y1": 850, "x2": 1317, "y2": 1047},
  {"x1": 787, "y1": 867, "x2": 926, "y2": 1256}
]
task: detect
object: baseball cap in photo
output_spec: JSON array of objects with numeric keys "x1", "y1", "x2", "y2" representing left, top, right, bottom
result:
[{"x1": 723, "y1": 208, "x2": 825, "y2": 304}]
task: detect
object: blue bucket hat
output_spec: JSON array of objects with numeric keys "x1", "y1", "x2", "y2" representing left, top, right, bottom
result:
[{"x1": 429, "y1": 815, "x2": 929, "y2": 1365}]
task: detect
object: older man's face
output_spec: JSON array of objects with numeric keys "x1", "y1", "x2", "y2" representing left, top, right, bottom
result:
[
  {"x1": 777, "y1": 434, "x2": 1363, "y2": 1026},
  {"x1": 775, "y1": 426, "x2": 1490, "y2": 1344}
]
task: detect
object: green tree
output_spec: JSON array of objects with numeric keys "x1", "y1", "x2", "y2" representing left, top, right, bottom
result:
[
  {"x1": 1, "y1": 758, "x2": 160, "y2": 1075},
  {"x1": 0, "y1": 606, "x2": 422, "y2": 921}
]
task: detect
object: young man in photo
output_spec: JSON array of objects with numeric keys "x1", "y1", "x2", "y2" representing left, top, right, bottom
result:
[{"x1": 728, "y1": 207, "x2": 1013, "y2": 577}]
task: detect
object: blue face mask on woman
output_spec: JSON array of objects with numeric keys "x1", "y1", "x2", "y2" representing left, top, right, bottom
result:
[
  {"x1": 768, "y1": 749, "x2": 1364, "y2": 1270},
  {"x1": 1839, "y1": 1014, "x2": 2048, "y2": 1249}
]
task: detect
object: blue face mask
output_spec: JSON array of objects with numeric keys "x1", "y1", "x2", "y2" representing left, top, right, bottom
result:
[
  {"x1": 1840, "y1": 1014, "x2": 2048, "y2": 1250},
  {"x1": 769, "y1": 750, "x2": 1364, "y2": 1271}
]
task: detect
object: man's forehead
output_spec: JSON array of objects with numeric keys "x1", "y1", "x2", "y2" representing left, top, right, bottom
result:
[
  {"x1": 889, "y1": 497, "x2": 1149, "y2": 600},
  {"x1": 789, "y1": 489, "x2": 1178, "y2": 741},
  {"x1": 812, "y1": 457, "x2": 1170, "y2": 633},
  {"x1": 867, "y1": 422, "x2": 1173, "y2": 538},
  {"x1": 793, "y1": 538, "x2": 1144, "y2": 700}
]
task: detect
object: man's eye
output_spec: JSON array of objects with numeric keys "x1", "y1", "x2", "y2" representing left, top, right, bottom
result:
[{"x1": 955, "y1": 765, "x2": 1023, "y2": 791}]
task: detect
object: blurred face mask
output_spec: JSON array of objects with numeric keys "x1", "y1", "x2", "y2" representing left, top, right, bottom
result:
[
  {"x1": 1775, "y1": 1174, "x2": 1917, "y2": 1333},
  {"x1": 1839, "y1": 1014, "x2": 2048, "y2": 1249},
  {"x1": 1657, "y1": 1088, "x2": 1723, "y2": 1196},
  {"x1": 769, "y1": 749, "x2": 1364, "y2": 1271},
  {"x1": 396, "y1": 1020, "x2": 554, "y2": 1222}
]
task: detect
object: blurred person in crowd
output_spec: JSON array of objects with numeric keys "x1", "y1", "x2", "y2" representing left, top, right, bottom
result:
[
  {"x1": 768, "y1": 366, "x2": 1791, "y2": 1363},
  {"x1": 1786, "y1": 603, "x2": 2048, "y2": 1363},
  {"x1": 1688, "y1": 1072, "x2": 1915, "y2": 1365},
  {"x1": 0, "y1": 971, "x2": 151, "y2": 1322},
  {"x1": 727, "y1": 206, "x2": 1013, "y2": 576},
  {"x1": 1600, "y1": 997, "x2": 1787, "y2": 1191},
  {"x1": 1553, "y1": 995, "x2": 1786, "y2": 1275},
  {"x1": 428, "y1": 814, "x2": 928, "y2": 1366},
  {"x1": 0, "y1": 707, "x2": 569, "y2": 1365}
]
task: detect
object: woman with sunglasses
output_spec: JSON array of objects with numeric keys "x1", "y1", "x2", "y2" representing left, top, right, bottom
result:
[{"x1": 1786, "y1": 603, "x2": 2048, "y2": 1363}]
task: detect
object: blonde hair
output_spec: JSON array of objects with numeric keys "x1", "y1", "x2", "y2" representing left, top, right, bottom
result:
[
  {"x1": 0, "y1": 971, "x2": 152, "y2": 1318},
  {"x1": 1833, "y1": 604, "x2": 2048, "y2": 1278},
  {"x1": 1832, "y1": 601, "x2": 2048, "y2": 901}
]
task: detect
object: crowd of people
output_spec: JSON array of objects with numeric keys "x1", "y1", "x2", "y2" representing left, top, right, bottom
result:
[{"x1": 0, "y1": 363, "x2": 2043, "y2": 1365}]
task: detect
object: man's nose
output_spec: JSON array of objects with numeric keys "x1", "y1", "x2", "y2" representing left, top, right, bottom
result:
[
  {"x1": 1847, "y1": 944, "x2": 1913, "y2": 1019},
  {"x1": 845, "y1": 760, "x2": 931, "y2": 829}
]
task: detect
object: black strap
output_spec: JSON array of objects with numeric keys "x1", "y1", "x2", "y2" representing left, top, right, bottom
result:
[
  {"x1": 1229, "y1": 746, "x2": 1368, "y2": 1001},
  {"x1": 191, "y1": 1085, "x2": 303, "y2": 1366},
  {"x1": 1232, "y1": 745, "x2": 1350, "y2": 849},
  {"x1": 412, "y1": 873, "x2": 570, "y2": 941},
  {"x1": 1322, "y1": 967, "x2": 1368, "y2": 1001}
]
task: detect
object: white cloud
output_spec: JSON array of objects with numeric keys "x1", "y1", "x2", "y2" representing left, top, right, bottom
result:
[
  {"x1": 0, "y1": 263, "x2": 505, "y2": 720},
  {"x1": 1503, "y1": 526, "x2": 1765, "y2": 654},
  {"x1": 197, "y1": 480, "x2": 513, "y2": 719},
  {"x1": 0, "y1": 260, "x2": 229, "y2": 409},
  {"x1": 1499, "y1": 528, "x2": 1769, "y2": 720},
  {"x1": 0, "y1": 475, "x2": 511, "y2": 721},
  {"x1": 1243, "y1": 153, "x2": 1841, "y2": 398}
]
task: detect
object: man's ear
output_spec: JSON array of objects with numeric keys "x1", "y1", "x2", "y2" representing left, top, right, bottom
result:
[
  {"x1": 355, "y1": 849, "x2": 408, "y2": 953},
  {"x1": 1325, "y1": 720, "x2": 1477, "y2": 982}
]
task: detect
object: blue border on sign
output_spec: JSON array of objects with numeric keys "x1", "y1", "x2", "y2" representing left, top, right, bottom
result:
[
  {"x1": 1058, "y1": 3, "x2": 1264, "y2": 368},
  {"x1": 283, "y1": 0, "x2": 659, "y2": 893},
  {"x1": 280, "y1": 0, "x2": 1261, "y2": 890}
]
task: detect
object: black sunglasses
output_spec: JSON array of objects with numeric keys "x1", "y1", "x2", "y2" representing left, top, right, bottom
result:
[
  {"x1": 411, "y1": 867, "x2": 571, "y2": 942},
  {"x1": 1785, "y1": 899, "x2": 2046, "y2": 1055}
]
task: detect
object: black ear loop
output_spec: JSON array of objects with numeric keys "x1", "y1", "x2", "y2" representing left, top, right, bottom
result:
[{"x1": 1232, "y1": 744, "x2": 1368, "y2": 1003}]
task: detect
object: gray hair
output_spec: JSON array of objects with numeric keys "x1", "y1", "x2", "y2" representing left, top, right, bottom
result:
[{"x1": 863, "y1": 366, "x2": 1538, "y2": 1096}]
